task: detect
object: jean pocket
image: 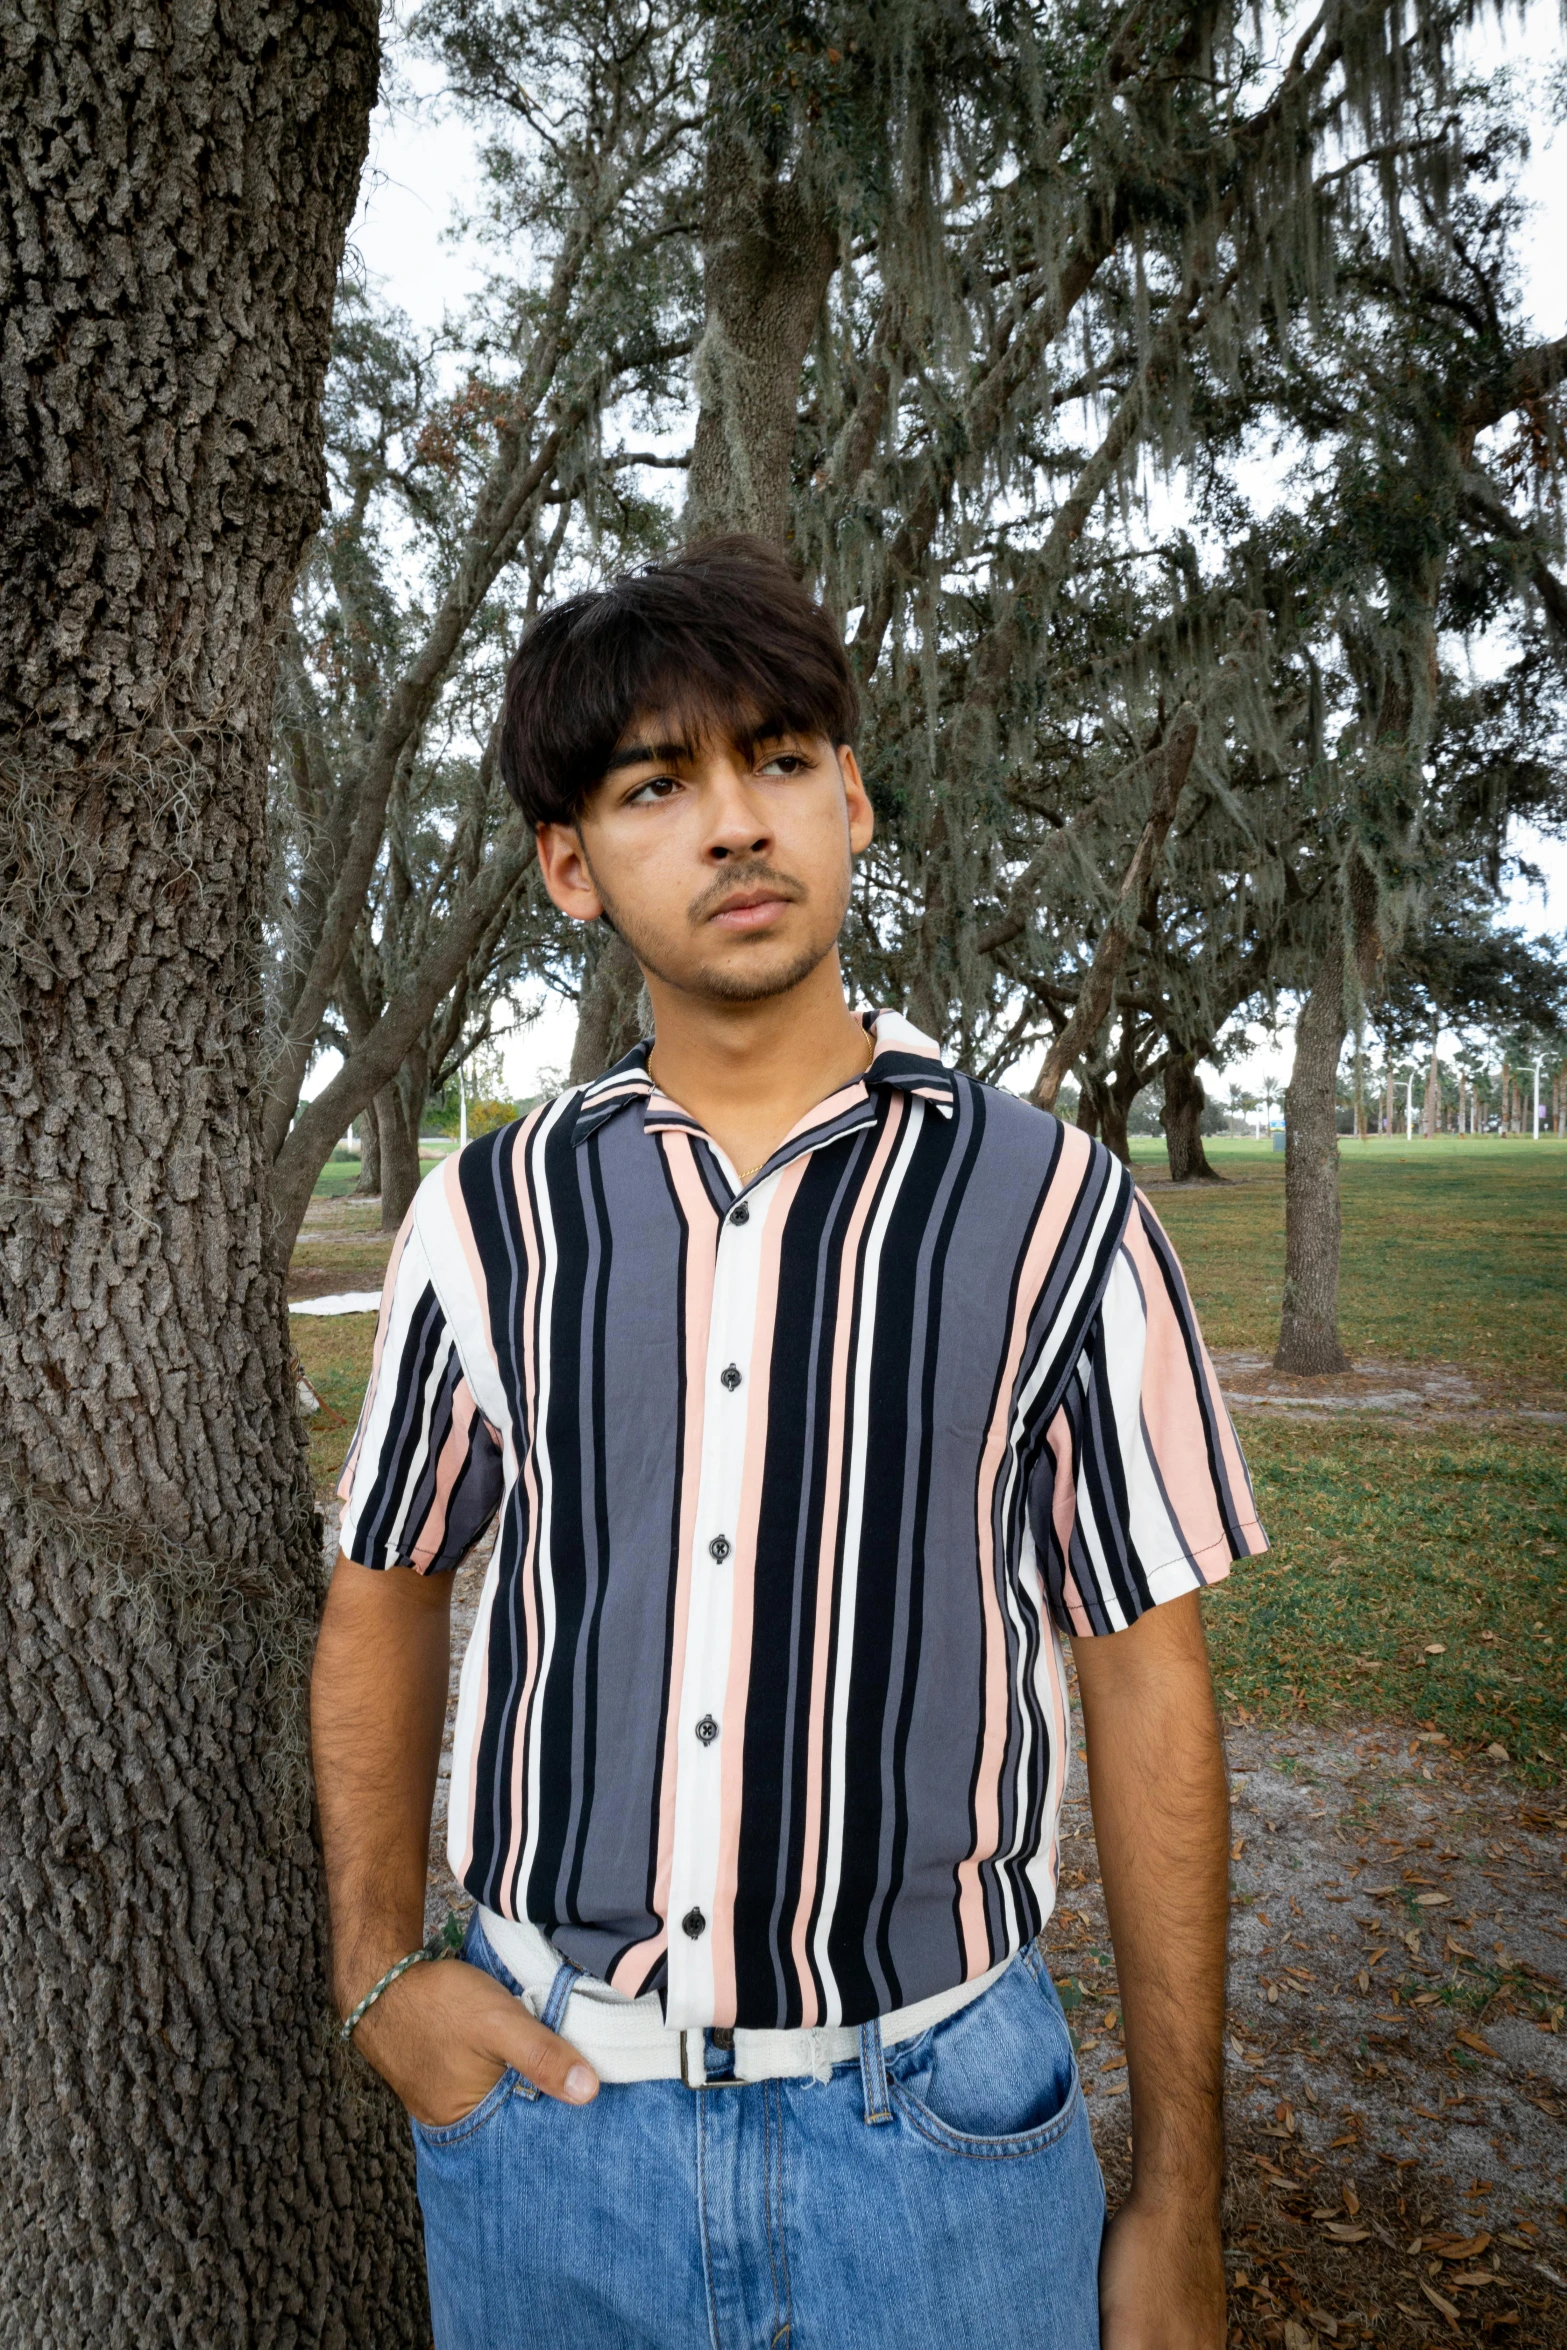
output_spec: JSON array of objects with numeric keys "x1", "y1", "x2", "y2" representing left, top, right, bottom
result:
[
  {"x1": 889, "y1": 1962, "x2": 1081, "y2": 2158},
  {"x1": 411, "y1": 2066, "x2": 521, "y2": 2150}
]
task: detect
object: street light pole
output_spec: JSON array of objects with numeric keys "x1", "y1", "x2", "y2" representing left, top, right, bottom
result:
[
  {"x1": 1533, "y1": 1055, "x2": 1544, "y2": 1141},
  {"x1": 1405, "y1": 1072, "x2": 1414, "y2": 1140}
]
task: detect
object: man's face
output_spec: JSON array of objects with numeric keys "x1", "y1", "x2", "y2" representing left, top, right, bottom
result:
[{"x1": 535, "y1": 716, "x2": 875, "y2": 1004}]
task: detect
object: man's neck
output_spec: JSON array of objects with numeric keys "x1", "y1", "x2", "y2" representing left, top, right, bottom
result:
[{"x1": 643, "y1": 954, "x2": 872, "y2": 1178}]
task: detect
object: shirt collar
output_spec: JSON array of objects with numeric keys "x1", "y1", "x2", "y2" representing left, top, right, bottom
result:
[{"x1": 572, "y1": 1008, "x2": 956, "y2": 1149}]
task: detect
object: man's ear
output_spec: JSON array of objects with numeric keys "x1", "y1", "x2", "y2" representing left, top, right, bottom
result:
[
  {"x1": 837, "y1": 746, "x2": 875, "y2": 855},
  {"x1": 536, "y1": 820, "x2": 605, "y2": 922}
]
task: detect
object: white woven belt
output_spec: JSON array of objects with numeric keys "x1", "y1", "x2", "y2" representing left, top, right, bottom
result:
[{"x1": 478, "y1": 1908, "x2": 1010, "y2": 2087}]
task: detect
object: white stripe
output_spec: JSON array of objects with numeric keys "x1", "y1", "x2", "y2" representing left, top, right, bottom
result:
[
  {"x1": 338, "y1": 1225, "x2": 440, "y2": 1558},
  {"x1": 663, "y1": 1157, "x2": 772, "y2": 2028},
  {"x1": 810, "y1": 1099, "x2": 926, "y2": 2025}
]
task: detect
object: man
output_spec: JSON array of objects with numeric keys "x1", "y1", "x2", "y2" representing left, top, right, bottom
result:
[{"x1": 313, "y1": 537, "x2": 1265, "y2": 2350}]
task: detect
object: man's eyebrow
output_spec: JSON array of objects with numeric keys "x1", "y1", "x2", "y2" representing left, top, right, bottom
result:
[{"x1": 601, "y1": 739, "x2": 695, "y2": 775}]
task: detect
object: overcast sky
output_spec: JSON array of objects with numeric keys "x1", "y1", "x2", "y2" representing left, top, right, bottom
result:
[{"x1": 330, "y1": 7, "x2": 1567, "y2": 1109}]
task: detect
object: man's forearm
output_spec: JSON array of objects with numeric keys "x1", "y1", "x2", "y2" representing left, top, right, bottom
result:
[
  {"x1": 1072, "y1": 1592, "x2": 1229, "y2": 2208},
  {"x1": 311, "y1": 1553, "x2": 453, "y2": 2016}
]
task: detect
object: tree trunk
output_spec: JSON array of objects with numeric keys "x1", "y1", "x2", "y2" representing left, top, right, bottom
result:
[
  {"x1": 1098, "y1": 1085, "x2": 1132, "y2": 1166},
  {"x1": 567, "y1": 928, "x2": 649, "y2": 1085},
  {"x1": 378, "y1": 1082, "x2": 424, "y2": 1234},
  {"x1": 1076, "y1": 1062, "x2": 1128, "y2": 1162},
  {"x1": 0, "y1": 9, "x2": 430, "y2": 2342},
  {"x1": 1422, "y1": 1028, "x2": 1441, "y2": 1137},
  {"x1": 1162, "y1": 1052, "x2": 1221, "y2": 1182},
  {"x1": 1275, "y1": 930, "x2": 1350, "y2": 1373},
  {"x1": 685, "y1": 116, "x2": 837, "y2": 545},
  {"x1": 1032, "y1": 708, "x2": 1198, "y2": 1109},
  {"x1": 351, "y1": 1098, "x2": 384, "y2": 1196}
]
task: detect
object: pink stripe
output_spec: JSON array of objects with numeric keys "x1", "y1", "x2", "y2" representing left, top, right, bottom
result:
[
  {"x1": 408, "y1": 1381, "x2": 477, "y2": 1570},
  {"x1": 789, "y1": 1092, "x2": 908, "y2": 2023},
  {"x1": 1046, "y1": 1405, "x2": 1094, "y2": 1636},
  {"x1": 1122, "y1": 1203, "x2": 1263, "y2": 1564},
  {"x1": 957, "y1": 1125, "x2": 1097, "y2": 1969},
  {"x1": 706, "y1": 1155, "x2": 810, "y2": 2025},
  {"x1": 606, "y1": 1133, "x2": 716, "y2": 1994}
]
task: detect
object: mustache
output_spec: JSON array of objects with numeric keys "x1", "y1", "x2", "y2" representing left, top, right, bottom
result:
[{"x1": 689, "y1": 864, "x2": 806, "y2": 924}]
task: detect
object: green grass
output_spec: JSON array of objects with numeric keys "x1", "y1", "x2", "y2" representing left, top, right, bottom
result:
[
  {"x1": 1208, "y1": 1418, "x2": 1566, "y2": 1779},
  {"x1": 294, "y1": 1314, "x2": 380, "y2": 1497},
  {"x1": 1141, "y1": 1136, "x2": 1567, "y2": 1388},
  {"x1": 311, "y1": 1148, "x2": 449, "y2": 1199}
]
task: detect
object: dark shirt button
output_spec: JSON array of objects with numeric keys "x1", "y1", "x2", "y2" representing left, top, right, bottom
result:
[
  {"x1": 720, "y1": 1364, "x2": 742, "y2": 1391},
  {"x1": 708, "y1": 1534, "x2": 731, "y2": 1563},
  {"x1": 682, "y1": 1907, "x2": 707, "y2": 1940},
  {"x1": 729, "y1": 1202, "x2": 750, "y2": 1226},
  {"x1": 695, "y1": 1714, "x2": 719, "y2": 1746}
]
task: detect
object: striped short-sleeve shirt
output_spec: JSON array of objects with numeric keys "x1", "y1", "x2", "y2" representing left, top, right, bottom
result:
[{"x1": 339, "y1": 1010, "x2": 1265, "y2": 2030}]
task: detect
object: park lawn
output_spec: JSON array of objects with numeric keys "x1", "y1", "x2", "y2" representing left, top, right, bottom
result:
[
  {"x1": 1208, "y1": 1418, "x2": 1566, "y2": 1782},
  {"x1": 294, "y1": 1314, "x2": 380, "y2": 1498},
  {"x1": 1138, "y1": 1134, "x2": 1567, "y2": 1390},
  {"x1": 311, "y1": 1147, "x2": 450, "y2": 1200}
]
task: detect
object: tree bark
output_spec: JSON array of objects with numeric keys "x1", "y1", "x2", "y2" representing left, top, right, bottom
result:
[
  {"x1": 267, "y1": 823, "x2": 537, "y2": 1262},
  {"x1": 351, "y1": 1098, "x2": 384, "y2": 1197},
  {"x1": 377, "y1": 1084, "x2": 423, "y2": 1233},
  {"x1": 1032, "y1": 707, "x2": 1198, "y2": 1109},
  {"x1": 1162, "y1": 1051, "x2": 1221, "y2": 1182},
  {"x1": 1274, "y1": 929, "x2": 1350, "y2": 1373},
  {"x1": 1422, "y1": 1027, "x2": 1441, "y2": 1137},
  {"x1": 0, "y1": 8, "x2": 429, "y2": 2341},
  {"x1": 568, "y1": 929, "x2": 649, "y2": 1084},
  {"x1": 685, "y1": 118, "x2": 837, "y2": 545}
]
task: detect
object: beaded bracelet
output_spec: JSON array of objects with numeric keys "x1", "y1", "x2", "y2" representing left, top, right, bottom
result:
[{"x1": 339, "y1": 1910, "x2": 467, "y2": 2043}]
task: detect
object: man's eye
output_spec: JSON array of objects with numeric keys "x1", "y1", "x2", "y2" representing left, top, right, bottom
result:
[
  {"x1": 758, "y1": 753, "x2": 809, "y2": 775},
  {"x1": 626, "y1": 775, "x2": 682, "y2": 804}
]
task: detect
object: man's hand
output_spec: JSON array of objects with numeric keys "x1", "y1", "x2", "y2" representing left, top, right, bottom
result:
[
  {"x1": 1071, "y1": 1594, "x2": 1230, "y2": 2349},
  {"x1": 350, "y1": 1952, "x2": 598, "y2": 2124},
  {"x1": 312, "y1": 1554, "x2": 599, "y2": 2126},
  {"x1": 1098, "y1": 2196, "x2": 1226, "y2": 2349}
]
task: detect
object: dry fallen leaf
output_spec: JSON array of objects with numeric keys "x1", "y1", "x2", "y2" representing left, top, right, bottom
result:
[
  {"x1": 1231, "y1": 1838, "x2": 1245, "y2": 1859},
  {"x1": 1283, "y1": 2322, "x2": 1317, "y2": 2350},
  {"x1": 1321, "y1": 2221, "x2": 1371, "y2": 2241},
  {"x1": 1342, "y1": 2182, "x2": 1360, "y2": 2216},
  {"x1": 1414, "y1": 1891, "x2": 1450, "y2": 1907},
  {"x1": 1420, "y1": 2279, "x2": 1460, "y2": 2326},
  {"x1": 1453, "y1": 2027, "x2": 1501, "y2": 2059},
  {"x1": 1435, "y1": 2233, "x2": 1492, "y2": 2260}
]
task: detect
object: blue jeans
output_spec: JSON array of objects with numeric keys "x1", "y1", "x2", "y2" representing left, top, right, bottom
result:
[{"x1": 412, "y1": 1914, "x2": 1105, "y2": 2349}]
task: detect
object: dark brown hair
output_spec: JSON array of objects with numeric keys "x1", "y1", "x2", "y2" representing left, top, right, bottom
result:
[{"x1": 498, "y1": 536, "x2": 860, "y2": 829}]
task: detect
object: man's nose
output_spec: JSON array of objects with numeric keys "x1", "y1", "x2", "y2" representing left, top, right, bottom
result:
[{"x1": 704, "y1": 772, "x2": 772, "y2": 862}]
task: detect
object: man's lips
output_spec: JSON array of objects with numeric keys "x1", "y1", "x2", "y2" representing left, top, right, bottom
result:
[{"x1": 706, "y1": 891, "x2": 794, "y2": 932}]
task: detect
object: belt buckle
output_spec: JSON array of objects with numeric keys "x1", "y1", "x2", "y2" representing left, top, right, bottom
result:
[{"x1": 680, "y1": 2027, "x2": 745, "y2": 2088}]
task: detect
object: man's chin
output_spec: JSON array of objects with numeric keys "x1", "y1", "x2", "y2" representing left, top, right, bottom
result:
[{"x1": 684, "y1": 938, "x2": 833, "y2": 1005}]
